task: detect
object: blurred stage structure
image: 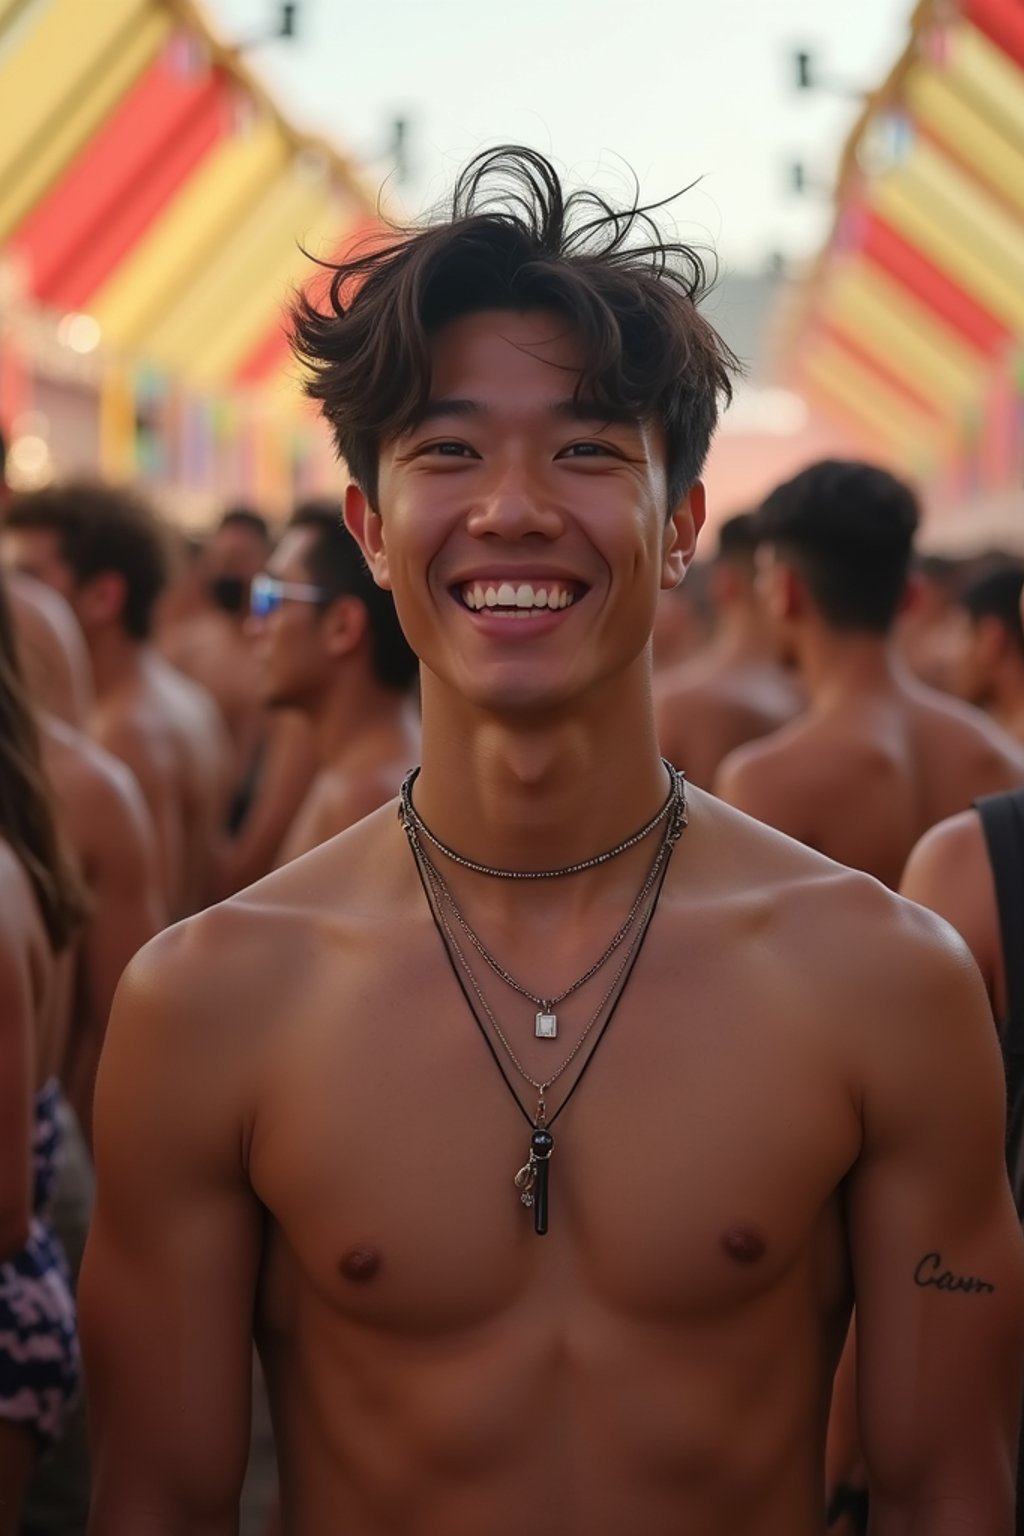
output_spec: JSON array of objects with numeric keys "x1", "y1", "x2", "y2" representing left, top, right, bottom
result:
[
  {"x1": 774, "y1": 0, "x2": 1023, "y2": 550},
  {"x1": 0, "y1": 0, "x2": 377, "y2": 520}
]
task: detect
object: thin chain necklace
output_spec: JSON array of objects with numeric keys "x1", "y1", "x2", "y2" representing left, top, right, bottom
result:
[
  {"x1": 398, "y1": 760, "x2": 682, "y2": 880},
  {"x1": 403, "y1": 781, "x2": 684, "y2": 1236},
  {"x1": 410, "y1": 767, "x2": 686, "y2": 1039}
]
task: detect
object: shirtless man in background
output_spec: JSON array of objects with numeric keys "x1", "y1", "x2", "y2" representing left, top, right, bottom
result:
[
  {"x1": 252, "y1": 500, "x2": 419, "y2": 864},
  {"x1": 2, "y1": 482, "x2": 230, "y2": 918},
  {"x1": 949, "y1": 562, "x2": 1024, "y2": 747},
  {"x1": 715, "y1": 461, "x2": 1024, "y2": 888},
  {"x1": 82, "y1": 148, "x2": 1023, "y2": 1536},
  {"x1": 655, "y1": 512, "x2": 802, "y2": 788}
]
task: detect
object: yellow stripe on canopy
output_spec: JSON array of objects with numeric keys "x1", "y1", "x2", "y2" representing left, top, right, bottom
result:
[
  {"x1": 907, "y1": 66, "x2": 1024, "y2": 218},
  {"x1": 90, "y1": 116, "x2": 290, "y2": 349},
  {"x1": 0, "y1": 4, "x2": 168, "y2": 245},
  {"x1": 801, "y1": 339, "x2": 940, "y2": 469},
  {"x1": 0, "y1": 0, "x2": 149, "y2": 187},
  {"x1": 872, "y1": 161, "x2": 1024, "y2": 338},
  {"x1": 145, "y1": 161, "x2": 332, "y2": 377},
  {"x1": 947, "y1": 20, "x2": 1024, "y2": 149},
  {"x1": 823, "y1": 258, "x2": 986, "y2": 413}
]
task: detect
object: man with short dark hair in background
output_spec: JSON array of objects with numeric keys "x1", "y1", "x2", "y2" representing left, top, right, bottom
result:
[
  {"x1": 950, "y1": 562, "x2": 1024, "y2": 746},
  {"x1": 716, "y1": 460, "x2": 1024, "y2": 889},
  {"x1": 252, "y1": 499, "x2": 419, "y2": 864},
  {"x1": 655, "y1": 512, "x2": 803, "y2": 787},
  {"x1": 2, "y1": 481, "x2": 230, "y2": 917}
]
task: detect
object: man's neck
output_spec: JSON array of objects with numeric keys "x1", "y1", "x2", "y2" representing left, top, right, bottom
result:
[
  {"x1": 413, "y1": 667, "x2": 669, "y2": 887},
  {"x1": 87, "y1": 627, "x2": 146, "y2": 698},
  {"x1": 794, "y1": 625, "x2": 904, "y2": 711}
]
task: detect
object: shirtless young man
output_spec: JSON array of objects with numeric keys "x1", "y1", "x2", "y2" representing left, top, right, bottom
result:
[
  {"x1": 655, "y1": 512, "x2": 803, "y2": 788},
  {"x1": 2, "y1": 481, "x2": 231, "y2": 918},
  {"x1": 950, "y1": 562, "x2": 1024, "y2": 747},
  {"x1": 253, "y1": 500, "x2": 419, "y2": 864},
  {"x1": 81, "y1": 148, "x2": 1024, "y2": 1536},
  {"x1": 715, "y1": 461, "x2": 1024, "y2": 889}
]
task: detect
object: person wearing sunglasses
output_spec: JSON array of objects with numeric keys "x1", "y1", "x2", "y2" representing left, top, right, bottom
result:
[{"x1": 248, "y1": 500, "x2": 419, "y2": 865}]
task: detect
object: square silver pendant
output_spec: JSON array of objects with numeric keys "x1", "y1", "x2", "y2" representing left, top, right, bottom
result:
[{"x1": 535, "y1": 1012, "x2": 558, "y2": 1039}]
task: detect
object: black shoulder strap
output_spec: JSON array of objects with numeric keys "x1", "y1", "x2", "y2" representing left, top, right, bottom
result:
[{"x1": 976, "y1": 790, "x2": 1024, "y2": 1059}]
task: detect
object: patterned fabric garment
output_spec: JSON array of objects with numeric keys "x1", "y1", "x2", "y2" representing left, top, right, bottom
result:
[{"x1": 0, "y1": 1078, "x2": 80, "y2": 1448}]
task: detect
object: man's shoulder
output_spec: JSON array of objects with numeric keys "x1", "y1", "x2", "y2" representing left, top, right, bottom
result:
[
  {"x1": 694, "y1": 792, "x2": 970, "y2": 1001},
  {"x1": 43, "y1": 716, "x2": 147, "y2": 819},
  {"x1": 911, "y1": 682, "x2": 1024, "y2": 776}
]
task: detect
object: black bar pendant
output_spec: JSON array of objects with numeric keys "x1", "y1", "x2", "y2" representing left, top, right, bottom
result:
[{"x1": 530, "y1": 1127, "x2": 554, "y2": 1236}]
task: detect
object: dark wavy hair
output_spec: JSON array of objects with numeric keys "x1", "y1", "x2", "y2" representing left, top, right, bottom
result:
[
  {"x1": 0, "y1": 575, "x2": 90, "y2": 951},
  {"x1": 5, "y1": 480, "x2": 168, "y2": 640},
  {"x1": 291, "y1": 146, "x2": 739, "y2": 509}
]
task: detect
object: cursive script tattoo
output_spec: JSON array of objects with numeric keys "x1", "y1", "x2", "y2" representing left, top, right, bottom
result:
[{"x1": 913, "y1": 1252, "x2": 995, "y2": 1296}]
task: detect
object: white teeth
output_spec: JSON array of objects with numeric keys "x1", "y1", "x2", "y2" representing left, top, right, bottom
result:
[{"x1": 460, "y1": 580, "x2": 579, "y2": 612}]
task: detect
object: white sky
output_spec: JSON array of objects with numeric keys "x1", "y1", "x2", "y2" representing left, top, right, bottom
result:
[{"x1": 204, "y1": 0, "x2": 913, "y2": 273}]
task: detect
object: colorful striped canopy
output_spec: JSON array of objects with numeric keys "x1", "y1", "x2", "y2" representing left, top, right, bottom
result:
[
  {"x1": 784, "y1": 0, "x2": 1023, "y2": 489},
  {"x1": 0, "y1": 0, "x2": 375, "y2": 400}
]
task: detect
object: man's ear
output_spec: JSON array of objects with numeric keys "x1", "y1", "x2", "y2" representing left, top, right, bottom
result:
[
  {"x1": 344, "y1": 483, "x2": 390, "y2": 590},
  {"x1": 321, "y1": 595, "x2": 368, "y2": 661},
  {"x1": 662, "y1": 482, "x2": 706, "y2": 590}
]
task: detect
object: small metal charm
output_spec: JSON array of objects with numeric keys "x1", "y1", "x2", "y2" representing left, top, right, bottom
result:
[
  {"x1": 535, "y1": 1011, "x2": 558, "y2": 1039},
  {"x1": 514, "y1": 1159, "x2": 536, "y2": 1207}
]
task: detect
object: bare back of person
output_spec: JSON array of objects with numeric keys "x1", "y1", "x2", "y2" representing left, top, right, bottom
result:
[
  {"x1": 656, "y1": 653, "x2": 802, "y2": 789},
  {"x1": 91, "y1": 652, "x2": 229, "y2": 916},
  {"x1": 160, "y1": 608, "x2": 265, "y2": 794},
  {"x1": 718, "y1": 670, "x2": 1024, "y2": 888},
  {"x1": 38, "y1": 716, "x2": 164, "y2": 1136}
]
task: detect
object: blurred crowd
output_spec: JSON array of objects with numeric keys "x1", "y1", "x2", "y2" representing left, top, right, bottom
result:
[{"x1": 1, "y1": 439, "x2": 1023, "y2": 1534}]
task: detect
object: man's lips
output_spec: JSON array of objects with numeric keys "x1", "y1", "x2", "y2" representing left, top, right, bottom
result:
[{"x1": 453, "y1": 577, "x2": 586, "y2": 612}]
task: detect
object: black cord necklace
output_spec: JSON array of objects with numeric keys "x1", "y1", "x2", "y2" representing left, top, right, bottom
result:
[{"x1": 409, "y1": 843, "x2": 676, "y2": 1235}]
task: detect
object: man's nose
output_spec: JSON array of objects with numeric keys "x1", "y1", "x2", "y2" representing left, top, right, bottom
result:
[{"x1": 465, "y1": 463, "x2": 564, "y2": 540}]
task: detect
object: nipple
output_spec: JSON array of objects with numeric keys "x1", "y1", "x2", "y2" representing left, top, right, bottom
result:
[
  {"x1": 341, "y1": 1247, "x2": 382, "y2": 1283},
  {"x1": 721, "y1": 1226, "x2": 765, "y2": 1265}
]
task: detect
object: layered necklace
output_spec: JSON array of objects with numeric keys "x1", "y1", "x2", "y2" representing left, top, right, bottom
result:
[{"x1": 400, "y1": 762, "x2": 687, "y2": 1235}]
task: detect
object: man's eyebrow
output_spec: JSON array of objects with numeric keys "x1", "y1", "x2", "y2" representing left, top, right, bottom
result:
[
  {"x1": 553, "y1": 399, "x2": 642, "y2": 428},
  {"x1": 408, "y1": 398, "x2": 482, "y2": 426}
]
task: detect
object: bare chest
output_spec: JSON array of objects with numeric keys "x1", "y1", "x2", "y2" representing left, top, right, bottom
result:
[{"x1": 248, "y1": 923, "x2": 857, "y2": 1338}]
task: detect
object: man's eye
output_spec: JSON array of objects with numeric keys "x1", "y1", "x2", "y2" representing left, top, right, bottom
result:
[
  {"x1": 422, "y1": 441, "x2": 476, "y2": 457},
  {"x1": 560, "y1": 442, "x2": 616, "y2": 458}
]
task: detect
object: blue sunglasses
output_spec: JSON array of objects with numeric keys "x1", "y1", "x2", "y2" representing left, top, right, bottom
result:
[{"x1": 250, "y1": 573, "x2": 328, "y2": 619}]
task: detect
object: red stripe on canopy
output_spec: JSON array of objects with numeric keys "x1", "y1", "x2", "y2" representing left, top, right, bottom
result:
[
  {"x1": 964, "y1": 0, "x2": 1024, "y2": 68},
  {"x1": 814, "y1": 319, "x2": 947, "y2": 424},
  {"x1": 13, "y1": 52, "x2": 230, "y2": 309},
  {"x1": 854, "y1": 210, "x2": 1009, "y2": 360},
  {"x1": 235, "y1": 323, "x2": 293, "y2": 386}
]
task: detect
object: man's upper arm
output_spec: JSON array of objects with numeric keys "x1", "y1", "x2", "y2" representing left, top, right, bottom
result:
[
  {"x1": 847, "y1": 907, "x2": 1024, "y2": 1527},
  {"x1": 81, "y1": 925, "x2": 262, "y2": 1533},
  {"x1": 899, "y1": 811, "x2": 1001, "y2": 1017}
]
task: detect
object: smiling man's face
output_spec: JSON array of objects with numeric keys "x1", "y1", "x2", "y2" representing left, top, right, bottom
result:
[{"x1": 346, "y1": 309, "x2": 701, "y2": 720}]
